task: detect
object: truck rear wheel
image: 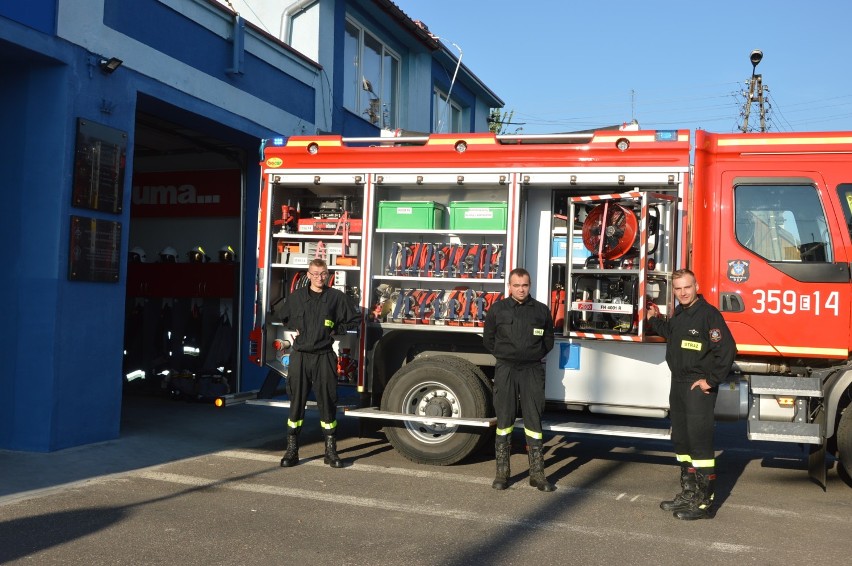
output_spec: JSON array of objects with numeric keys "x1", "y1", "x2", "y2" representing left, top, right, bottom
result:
[
  {"x1": 381, "y1": 356, "x2": 493, "y2": 465},
  {"x1": 837, "y1": 404, "x2": 852, "y2": 486}
]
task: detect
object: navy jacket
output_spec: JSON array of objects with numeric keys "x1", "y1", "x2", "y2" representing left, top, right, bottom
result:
[
  {"x1": 279, "y1": 286, "x2": 360, "y2": 353},
  {"x1": 483, "y1": 295, "x2": 554, "y2": 366},
  {"x1": 647, "y1": 295, "x2": 736, "y2": 386}
]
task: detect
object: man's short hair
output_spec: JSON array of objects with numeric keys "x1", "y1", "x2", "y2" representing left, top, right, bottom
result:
[
  {"x1": 309, "y1": 258, "x2": 328, "y2": 270},
  {"x1": 509, "y1": 267, "x2": 530, "y2": 281},
  {"x1": 672, "y1": 268, "x2": 695, "y2": 281}
]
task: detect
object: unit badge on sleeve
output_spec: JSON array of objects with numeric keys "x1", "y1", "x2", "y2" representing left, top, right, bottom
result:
[
  {"x1": 709, "y1": 328, "x2": 722, "y2": 342},
  {"x1": 727, "y1": 259, "x2": 750, "y2": 283}
]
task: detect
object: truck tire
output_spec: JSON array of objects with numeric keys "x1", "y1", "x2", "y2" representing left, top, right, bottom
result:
[
  {"x1": 837, "y1": 405, "x2": 852, "y2": 486},
  {"x1": 381, "y1": 356, "x2": 493, "y2": 465}
]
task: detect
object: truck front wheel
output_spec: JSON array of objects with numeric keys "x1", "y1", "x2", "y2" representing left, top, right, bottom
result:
[
  {"x1": 837, "y1": 404, "x2": 852, "y2": 486},
  {"x1": 381, "y1": 356, "x2": 492, "y2": 465}
]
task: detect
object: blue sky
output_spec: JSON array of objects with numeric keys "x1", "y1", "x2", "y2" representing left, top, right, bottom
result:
[{"x1": 392, "y1": 0, "x2": 852, "y2": 134}]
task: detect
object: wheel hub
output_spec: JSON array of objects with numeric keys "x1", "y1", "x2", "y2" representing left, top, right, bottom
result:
[
  {"x1": 419, "y1": 390, "x2": 457, "y2": 418},
  {"x1": 400, "y1": 383, "x2": 462, "y2": 444}
]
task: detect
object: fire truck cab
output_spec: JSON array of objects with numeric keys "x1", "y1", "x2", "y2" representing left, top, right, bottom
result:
[{"x1": 237, "y1": 129, "x2": 852, "y2": 486}]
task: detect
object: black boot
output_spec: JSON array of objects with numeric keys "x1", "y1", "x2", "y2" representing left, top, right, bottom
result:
[
  {"x1": 324, "y1": 434, "x2": 344, "y2": 468},
  {"x1": 492, "y1": 435, "x2": 511, "y2": 490},
  {"x1": 660, "y1": 463, "x2": 696, "y2": 511},
  {"x1": 674, "y1": 468, "x2": 715, "y2": 520},
  {"x1": 280, "y1": 432, "x2": 299, "y2": 467},
  {"x1": 527, "y1": 442, "x2": 556, "y2": 492}
]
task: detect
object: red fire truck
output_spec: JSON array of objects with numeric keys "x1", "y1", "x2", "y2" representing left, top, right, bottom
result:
[{"x1": 234, "y1": 128, "x2": 852, "y2": 487}]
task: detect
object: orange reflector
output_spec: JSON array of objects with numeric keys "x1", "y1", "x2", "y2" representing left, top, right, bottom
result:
[
  {"x1": 214, "y1": 398, "x2": 224, "y2": 408},
  {"x1": 777, "y1": 397, "x2": 795, "y2": 407}
]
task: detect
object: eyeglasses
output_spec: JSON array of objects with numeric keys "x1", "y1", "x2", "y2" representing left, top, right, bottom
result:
[{"x1": 307, "y1": 271, "x2": 329, "y2": 278}]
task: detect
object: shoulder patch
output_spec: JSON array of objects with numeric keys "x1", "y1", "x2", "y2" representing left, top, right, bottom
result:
[{"x1": 709, "y1": 328, "x2": 722, "y2": 342}]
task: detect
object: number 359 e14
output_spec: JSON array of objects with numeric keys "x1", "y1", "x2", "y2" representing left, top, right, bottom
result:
[{"x1": 752, "y1": 289, "x2": 840, "y2": 316}]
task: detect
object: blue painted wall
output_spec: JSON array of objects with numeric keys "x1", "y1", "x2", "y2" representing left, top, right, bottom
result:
[
  {"x1": 0, "y1": 1, "x2": 317, "y2": 450},
  {"x1": 0, "y1": 0, "x2": 56, "y2": 34},
  {"x1": 0, "y1": 0, "x2": 501, "y2": 451}
]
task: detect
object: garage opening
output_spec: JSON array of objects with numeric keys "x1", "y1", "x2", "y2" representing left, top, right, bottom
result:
[{"x1": 123, "y1": 108, "x2": 247, "y2": 403}]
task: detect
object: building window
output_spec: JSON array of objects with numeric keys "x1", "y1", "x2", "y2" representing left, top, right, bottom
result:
[
  {"x1": 344, "y1": 18, "x2": 399, "y2": 129},
  {"x1": 735, "y1": 184, "x2": 832, "y2": 262},
  {"x1": 285, "y1": 1, "x2": 319, "y2": 62},
  {"x1": 433, "y1": 88, "x2": 462, "y2": 133}
]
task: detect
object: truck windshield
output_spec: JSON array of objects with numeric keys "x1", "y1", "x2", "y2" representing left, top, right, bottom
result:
[{"x1": 735, "y1": 184, "x2": 832, "y2": 262}]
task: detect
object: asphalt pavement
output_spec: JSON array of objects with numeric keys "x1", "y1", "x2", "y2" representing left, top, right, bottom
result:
[
  {"x1": 3, "y1": 392, "x2": 852, "y2": 566},
  {"x1": 0, "y1": 393, "x2": 302, "y2": 505}
]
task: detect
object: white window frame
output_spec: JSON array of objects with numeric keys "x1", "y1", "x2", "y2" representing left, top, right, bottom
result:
[
  {"x1": 343, "y1": 17, "x2": 400, "y2": 129},
  {"x1": 433, "y1": 88, "x2": 463, "y2": 133}
]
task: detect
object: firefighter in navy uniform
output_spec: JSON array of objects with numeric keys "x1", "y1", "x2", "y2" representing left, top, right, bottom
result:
[
  {"x1": 646, "y1": 268, "x2": 736, "y2": 520},
  {"x1": 483, "y1": 268, "x2": 556, "y2": 492},
  {"x1": 278, "y1": 259, "x2": 361, "y2": 468}
]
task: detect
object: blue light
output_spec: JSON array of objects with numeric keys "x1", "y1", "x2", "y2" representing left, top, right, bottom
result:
[
  {"x1": 655, "y1": 130, "x2": 678, "y2": 142},
  {"x1": 271, "y1": 137, "x2": 286, "y2": 146}
]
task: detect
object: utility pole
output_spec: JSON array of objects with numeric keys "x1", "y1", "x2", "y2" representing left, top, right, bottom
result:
[{"x1": 741, "y1": 50, "x2": 767, "y2": 133}]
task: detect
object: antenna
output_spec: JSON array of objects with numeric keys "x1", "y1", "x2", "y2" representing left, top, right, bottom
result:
[
  {"x1": 437, "y1": 41, "x2": 463, "y2": 133},
  {"x1": 631, "y1": 89, "x2": 636, "y2": 122}
]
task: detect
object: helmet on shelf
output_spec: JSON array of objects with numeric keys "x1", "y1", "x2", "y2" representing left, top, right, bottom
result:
[
  {"x1": 187, "y1": 245, "x2": 210, "y2": 264},
  {"x1": 218, "y1": 245, "x2": 237, "y2": 262},
  {"x1": 128, "y1": 246, "x2": 147, "y2": 263},
  {"x1": 159, "y1": 246, "x2": 178, "y2": 263}
]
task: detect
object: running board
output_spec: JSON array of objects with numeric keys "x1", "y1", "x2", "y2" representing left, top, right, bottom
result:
[
  {"x1": 247, "y1": 399, "x2": 356, "y2": 412},
  {"x1": 750, "y1": 375, "x2": 822, "y2": 397},
  {"x1": 345, "y1": 408, "x2": 670, "y2": 439},
  {"x1": 747, "y1": 421, "x2": 822, "y2": 444},
  {"x1": 345, "y1": 407, "x2": 496, "y2": 428},
  {"x1": 540, "y1": 420, "x2": 671, "y2": 440}
]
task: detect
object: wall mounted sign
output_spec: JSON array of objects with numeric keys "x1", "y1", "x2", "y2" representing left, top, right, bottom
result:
[
  {"x1": 130, "y1": 169, "x2": 241, "y2": 217},
  {"x1": 68, "y1": 215, "x2": 121, "y2": 283},
  {"x1": 71, "y1": 118, "x2": 127, "y2": 214}
]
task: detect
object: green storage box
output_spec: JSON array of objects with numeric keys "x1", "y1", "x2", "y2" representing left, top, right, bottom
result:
[
  {"x1": 377, "y1": 201, "x2": 446, "y2": 229},
  {"x1": 448, "y1": 201, "x2": 508, "y2": 230}
]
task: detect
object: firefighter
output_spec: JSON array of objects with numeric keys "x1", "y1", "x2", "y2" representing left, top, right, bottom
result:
[
  {"x1": 483, "y1": 268, "x2": 556, "y2": 492},
  {"x1": 646, "y1": 268, "x2": 736, "y2": 520},
  {"x1": 278, "y1": 259, "x2": 361, "y2": 469}
]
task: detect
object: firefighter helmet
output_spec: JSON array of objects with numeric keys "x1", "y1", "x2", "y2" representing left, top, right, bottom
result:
[
  {"x1": 187, "y1": 246, "x2": 209, "y2": 263},
  {"x1": 159, "y1": 246, "x2": 178, "y2": 263},
  {"x1": 218, "y1": 245, "x2": 237, "y2": 262},
  {"x1": 128, "y1": 246, "x2": 147, "y2": 263}
]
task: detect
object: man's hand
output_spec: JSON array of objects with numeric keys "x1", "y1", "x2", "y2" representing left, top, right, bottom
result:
[
  {"x1": 646, "y1": 303, "x2": 660, "y2": 320},
  {"x1": 691, "y1": 378, "x2": 712, "y2": 394}
]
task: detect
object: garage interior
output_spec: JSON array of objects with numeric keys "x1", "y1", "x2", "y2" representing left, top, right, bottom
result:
[{"x1": 123, "y1": 106, "x2": 248, "y2": 403}]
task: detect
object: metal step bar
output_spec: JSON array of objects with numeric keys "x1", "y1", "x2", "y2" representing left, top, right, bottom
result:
[
  {"x1": 345, "y1": 407, "x2": 496, "y2": 428},
  {"x1": 747, "y1": 421, "x2": 822, "y2": 444},
  {"x1": 346, "y1": 408, "x2": 671, "y2": 440},
  {"x1": 750, "y1": 375, "x2": 822, "y2": 397},
  {"x1": 247, "y1": 399, "x2": 356, "y2": 411},
  {"x1": 540, "y1": 420, "x2": 671, "y2": 440}
]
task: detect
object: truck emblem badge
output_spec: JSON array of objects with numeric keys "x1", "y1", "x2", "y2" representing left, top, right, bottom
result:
[
  {"x1": 727, "y1": 259, "x2": 750, "y2": 283},
  {"x1": 709, "y1": 328, "x2": 722, "y2": 342}
]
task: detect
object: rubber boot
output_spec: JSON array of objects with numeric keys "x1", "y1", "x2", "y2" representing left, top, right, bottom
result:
[
  {"x1": 660, "y1": 463, "x2": 697, "y2": 511},
  {"x1": 324, "y1": 434, "x2": 344, "y2": 468},
  {"x1": 492, "y1": 435, "x2": 511, "y2": 490},
  {"x1": 674, "y1": 468, "x2": 716, "y2": 520},
  {"x1": 279, "y1": 432, "x2": 299, "y2": 467},
  {"x1": 527, "y1": 442, "x2": 556, "y2": 492}
]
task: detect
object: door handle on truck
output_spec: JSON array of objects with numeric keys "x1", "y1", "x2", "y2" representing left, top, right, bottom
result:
[{"x1": 720, "y1": 292, "x2": 744, "y2": 313}]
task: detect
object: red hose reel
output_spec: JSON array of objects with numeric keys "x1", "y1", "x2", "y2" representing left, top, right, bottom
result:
[{"x1": 581, "y1": 202, "x2": 638, "y2": 260}]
